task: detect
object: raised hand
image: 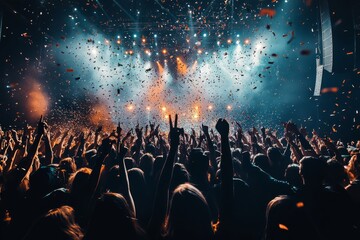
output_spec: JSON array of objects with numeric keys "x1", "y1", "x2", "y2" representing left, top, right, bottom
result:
[
  {"x1": 37, "y1": 115, "x2": 48, "y2": 136},
  {"x1": 202, "y1": 124, "x2": 209, "y2": 135},
  {"x1": 99, "y1": 137, "x2": 113, "y2": 156},
  {"x1": 215, "y1": 118, "x2": 229, "y2": 138},
  {"x1": 169, "y1": 114, "x2": 183, "y2": 147},
  {"x1": 95, "y1": 125, "x2": 103, "y2": 134}
]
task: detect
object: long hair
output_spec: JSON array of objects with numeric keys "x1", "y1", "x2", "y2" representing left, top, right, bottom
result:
[
  {"x1": 347, "y1": 153, "x2": 360, "y2": 181},
  {"x1": 165, "y1": 183, "x2": 214, "y2": 240},
  {"x1": 24, "y1": 205, "x2": 83, "y2": 240},
  {"x1": 84, "y1": 192, "x2": 145, "y2": 240}
]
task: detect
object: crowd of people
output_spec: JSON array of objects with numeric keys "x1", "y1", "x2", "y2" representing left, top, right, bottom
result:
[{"x1": 0, "y1": 115, "x2": 359, "y2": 240}]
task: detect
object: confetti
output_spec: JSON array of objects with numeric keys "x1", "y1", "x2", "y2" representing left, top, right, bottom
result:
[
  {"x1": 259, "y1": 9, "x2": 276, "y2": 18},
  {"x1": 300, "y1": 50, "x2": 311, "y2": 56},
  {"x1": 278, "y1": 224, "x2": 289, "y2": 231}
]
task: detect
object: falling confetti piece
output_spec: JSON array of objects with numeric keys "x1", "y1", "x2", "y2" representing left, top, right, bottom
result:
[
  {"x1": 75, "y1": 77, "x2": 80, "y2": 80},
  {"x1": 259, "y1": 9, "x2": 276, "y2": 18},
  {"x1": 296, "y1": 202, "x2": 304, "y2": 208},
  {"x1": 300, "y1": 49, "x2": 311, "y2": 56},
  {"x1": 321, "y1": 87, "x2": 338, "y2": 94},
  {"x1": 66, "y1": 68, "x2": 74, "y2": 72},
  {"x1": 278, "y1": 224, "x2": 289, "y2": 231}
]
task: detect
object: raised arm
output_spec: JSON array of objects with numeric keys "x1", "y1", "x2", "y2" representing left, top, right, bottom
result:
[
  {"x1": 16, "y1": 116, "x2": 46, "y2": 180},
  {"x1": 43, "y1": 128, "x2": 54, "y2": 165},
  {"x1": 215, "y1": 118, "x2": 233, "y2": 236},
  {"x1": 117, "y1": 144, "x2": 136, "y2": 215},
  {"x1": 148, "y1": 114, "x2": 182, "y2": 238},
  {"x1": 203, "y1": 124, "x2": 217, "y2": 172}
]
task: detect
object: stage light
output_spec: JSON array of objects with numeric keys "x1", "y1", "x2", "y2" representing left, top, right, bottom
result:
[
  {"x1": 154, "y1": 34, "x2": 157, "y2": 38},
  {"x1": 203, "y1": 33, "x2": 207, "y2": 37},
  {"x1": 217, "y1": 41, "x2": 221, "y2": 46},
  {"x1": 227, "y1": 105, "x2": 232, "y2": 110},
  {"x1": 236, "y1": 40, "x2": 240, "y2": 45},
  {"x1": 145, "y1": 50, "x2": 151, "y2": 56},
  {"x1": 197, "y1": 49, "x2": 202, "y2": 54},
  {"x1": 193, "y1": 33, "x2": 197, "y2": 37},
  {"x1": 74, "y1": 8, "x2": 77, "y2": 11},
  {"x1": 227, "y1": 39, "x2": 232, "y2": 44},
  {"x1": 133, "y1": 34, "x2": 137, "y2": 38},
  {"x1": 208, "y1": 105, "x2": 213, "y2": 110},
  {"x1": 236, "y1": 34, "x2": 240, "y2": 38},
  {"x1": 116, "y1": 39, "x2": 121, "y2": 44},
  {"x1": 142, "y1": 38, "x2": 146, "y2": 43},
  {"x1": 146, "y1": 106, "x2": 151, "y2": 111},
  {"x1": 162, "y1": 107, "x2": 166, "y2": 112},
  {"x1": 91, "y1": 48, "x2": 97, "y2": 55},
  {"x1": 162, "y1": 49, "x2": 167, "y2": 54},
  {"x1": 244, "y1": 39, "x2": 250, "y2": 45},
  {"x1": 127, "y1": 105, "x2": 134, "y2": 111},
  {"x1": 117, "y1": 35, "x2": 120, "y2": 39}
]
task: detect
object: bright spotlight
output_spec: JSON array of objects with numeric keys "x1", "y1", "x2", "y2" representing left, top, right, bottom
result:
[
  {"x1": 162, "y1": 49, "x2": 167, "y2": 54},
  {"x1": 133, "y1": 34, "x2": 137, "y2": 38},
  {"x1": 227, "y1": 105, "x2": 232, "y2": 110},
  {"x1": 127, "y1": 105, "x2": 134, "y2": 111},
  {"x1": 91, "y1": 48, "x2": 97, "y2": 55},
  {"x1": 208, "y1": 105, "x2": 213, "y2": 110},
  {"x1": 244, "y1": 39, "x2": 250, "y2": 45},
  {"x1": 203, "y1": 33, "x2": 207, "y2": 37}
]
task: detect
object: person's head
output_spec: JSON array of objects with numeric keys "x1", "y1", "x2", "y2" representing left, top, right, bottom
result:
[
  {"x1": 188, "y1": 148, "x2": 209, "y2": 178},
  {"x1": 165, "y1": 183, "x2": 213, "y2": 239},
  {"x1": 265, "y1": 195, "x2": 312, "y2": 240},
  {"x1": 299, "y1": 157, "x2": 327, "y2": 187},
  {"x1": 139, "y1": 153, "x2": 154, "y2": 176},
  {"x1": 284, "y1": 164, "x2": 302, "y2": 189},
  {"x1": 68, "y1": 167, "x2": 92, "y2": 197},
  {"x1": 347, "y1": 153, "x2": 360, "y2": 181},
  {"x1": 57, "y1": 158, "x2": 77, "y2": 187},
  {"x1": 145, "y1": 143, "x2": 156, "y2": 156},
  {"x1": 23, "y1": 205, "x2": 83, "y2": 240},
  {"x1": 128, "y1": 168, "x2": 146, "y2": 197},
  {"x1": 253, "y1": 153, "x2": 270, "y2": 173},
  {"x1": 84, "y1": 192, "x2": 143, "y2": 240},
  {"x1": 267, "y1": 147, "x2": 283, "y2": 165},
  {"x1": 325, "y1": 159, "x2": 347, "y2": 186},
  {"x1": 170, "y1": 163, "x2": 190, "y2": 193},
  {"x1": 28, "y1": 165, "x2": 61, "y2": 199}
]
